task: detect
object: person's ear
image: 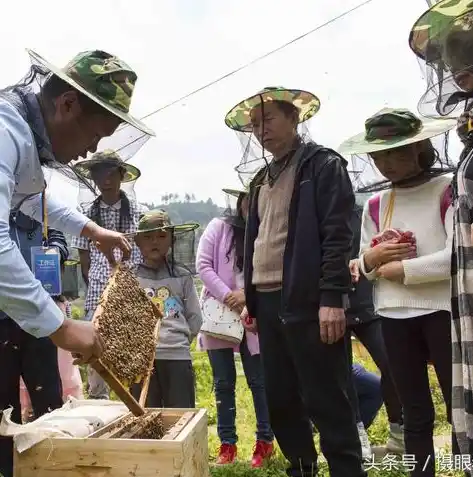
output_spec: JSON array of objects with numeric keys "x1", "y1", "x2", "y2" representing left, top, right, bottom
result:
[{"x1": 55, "y1": 90, "x2": 81, "y2": 121}]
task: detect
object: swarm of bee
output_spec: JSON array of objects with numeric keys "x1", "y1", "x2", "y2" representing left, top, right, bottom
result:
[
  {"x1": 109, "y1": 411, "x2": 165, "y2": 439},
  {"x1": 95, "y1": 265, "x2": 159, "y2": 386}
]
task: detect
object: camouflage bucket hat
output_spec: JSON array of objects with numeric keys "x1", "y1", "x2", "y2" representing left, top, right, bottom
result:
[
  {"x1": 338, "y1": 108, "x2": 456, "y2": 155},
  {"x1": 73, "y1": 149, "x2": 140, "y2": 183},
  {"x1": 136, "y1": 209, "x2": 199, "y2": 235},
  {"x1": 224, "y1": 86, "x2": 320, "y2": 132},
  {"x1": 409, "y1": 0, "x2": 473, "y2": 65},
  {"x1": 26, "y1": 49, "x2": 155, "y2": 137}
]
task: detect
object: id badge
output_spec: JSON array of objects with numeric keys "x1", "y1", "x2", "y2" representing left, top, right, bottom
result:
[{"x1": 31, "y1": 246, "x2": 62, "y2": 296}]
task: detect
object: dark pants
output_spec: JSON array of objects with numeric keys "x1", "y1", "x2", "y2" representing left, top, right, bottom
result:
[
  {"x1": 255, "y1": 291, "x2": 366, "y2": 477},
  {"x1": 132, "y1": 359, "x2": 195, "y2": 408},
  {"x1": 0, "y1": 319, "x2": 63, "y2": 477},
  {"x1": 352, "y1": 363, "x2": 383, "y2": 429},
  {"x1": 382, "y1": 311, "x2": 453, "y2": 477},
  {"x1": 347, "y1": 319, "x2": 403, "y2": 425},
  {"x1": 207, "y1": 337, "x2": 273, "y2": 444}
]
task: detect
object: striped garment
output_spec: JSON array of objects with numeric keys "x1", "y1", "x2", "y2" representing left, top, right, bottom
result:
[
  {"x1": 71, "y1": 197, "x2": 145, "y2": 313},
  {"x1": 451, "y1": 148, "x2": 473, "y2": 456}
]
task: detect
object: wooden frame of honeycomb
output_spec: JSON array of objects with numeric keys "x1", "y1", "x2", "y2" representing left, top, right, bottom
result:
[{"x1": 91, "y1": 264, "x2": 163, "y2": 416}]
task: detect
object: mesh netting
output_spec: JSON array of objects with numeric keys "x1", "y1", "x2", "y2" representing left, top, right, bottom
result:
[
  {"x1": 0, "y1": 54, "x2": 150, "y2": 198},
  {"x1": 222, "y1": 189, "x2": 247, "y2": 230},
  {"x1": 234, "y1": 122, "x2": 312, "y2": 187},
  {"x1": 169, "y1": 226, "x2": 198, "y2": 276},
  {"x1": 351, "y1": 132, "x2": 455, "y2": 193},
  {"x1": 409, "y1": 4, "x2": 473, "y2": 119},
  {"x1": 417, "y1": 64, "x2": 473, "y2": 119}
]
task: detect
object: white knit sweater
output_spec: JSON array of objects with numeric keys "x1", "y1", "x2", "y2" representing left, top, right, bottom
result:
[{"x1": 359, "y1": 175, "x2": 453, "y2": 315}]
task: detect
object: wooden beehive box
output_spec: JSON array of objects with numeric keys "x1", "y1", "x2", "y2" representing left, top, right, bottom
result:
[{"x1": 14, "y1": 408, "x2": 208, "y2": 477}]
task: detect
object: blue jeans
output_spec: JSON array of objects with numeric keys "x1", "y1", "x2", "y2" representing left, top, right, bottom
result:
[
  {"x1": 352, "y1": 363, "x2": 383, "y2": 429},
  {"x1": 207, "y1": 338, "x2": 273, "y2": 445}
]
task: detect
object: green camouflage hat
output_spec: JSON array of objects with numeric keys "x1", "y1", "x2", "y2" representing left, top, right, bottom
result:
[
  {"x1": 136, "y1": 209, "x2": 199, "y2": 234},
  {"x1": 409, "y1": 0, "x2": 473, "y2": 65},
  {"x1": 73, "y1": 149, "x2": 141, "y2": 183},
  {"x1": 338, "y1": 108, "x2": 456, "y2": 155},
  {"x1": 224, "y1": 86, "x2": 320, "y2": 132},
  {"x1": 26, "y1": 49, "x2": 155, "y2": 136}
]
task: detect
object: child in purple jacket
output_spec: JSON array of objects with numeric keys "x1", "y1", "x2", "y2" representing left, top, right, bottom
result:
[{"x1": 196, "y1": 189, "x2": 274, "y2": 467}]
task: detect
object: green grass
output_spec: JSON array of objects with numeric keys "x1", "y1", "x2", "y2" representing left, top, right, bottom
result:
[
  {"x1": 192, "y1": 347, "x2": 462, "y2": 477},
  {"x1": 72, "y1": 299, "x2": 461, "y2": 477}
]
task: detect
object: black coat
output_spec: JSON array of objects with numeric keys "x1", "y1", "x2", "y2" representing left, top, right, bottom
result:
[
  {"x1": 345, "y1": 204, "x2": 378, "y2": 328},
  {"x1": 244, "y1": 142, "x2": 354, "y2": 324}
]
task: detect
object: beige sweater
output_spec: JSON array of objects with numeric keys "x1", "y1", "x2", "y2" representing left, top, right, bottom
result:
[
  {"x1": 252, "y1": 163, "x2": 296, "y2": 289},
  {"x1": 359, "y1": 175, "x2": 453, "y2": 314}
]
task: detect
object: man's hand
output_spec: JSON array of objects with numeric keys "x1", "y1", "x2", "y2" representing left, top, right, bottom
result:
[
  {"x1": 319, "y1": 307, "x2": 346, "y2": 344},
  {"x1": 377, "y1": 261, "x2": 405, "y2": 283},
  {"x1": 364, "y1": 240, "x2": 415, "y2": 272},
  {"x1": 240, "y1": 307, "x2": 257, "y2": 333},
  {"x1": 50, "y1": 320, "x2": 104, "y2": 365},
  {"x1": 349, "y1": 259, "x2": 360, "y2": 283},
  {"x1": 82, "y1": 222, "x2": 131, "y2": 264}
]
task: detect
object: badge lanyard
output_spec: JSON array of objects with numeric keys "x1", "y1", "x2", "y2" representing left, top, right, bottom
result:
[
  {"x1": 31, "y1": 184, "x2": 62, "y2": 296},
  {"x1": 41, "y1": 186, "x2": 48, "y2": 246}
]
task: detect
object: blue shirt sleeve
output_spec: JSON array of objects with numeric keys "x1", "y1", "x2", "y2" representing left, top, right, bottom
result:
[
  {"x1": 0, "y1": 107, "x2": 64, "y2": 337},
  {"x1": 20, "y1": 188, "x2": 89, "y2": 237}
]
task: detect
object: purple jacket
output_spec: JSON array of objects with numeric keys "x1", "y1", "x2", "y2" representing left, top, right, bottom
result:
[{"x1": 196, "y1": 218, "x2": 260, "y2": 355}]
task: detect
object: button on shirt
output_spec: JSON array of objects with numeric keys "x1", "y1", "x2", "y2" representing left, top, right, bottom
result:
[{"x1": 71, "y1": 198, "x2": 144, "y2": 313}]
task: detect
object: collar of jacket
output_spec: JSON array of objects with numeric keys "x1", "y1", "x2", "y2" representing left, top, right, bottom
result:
[{"x1": 2, "y1": 87, "x2": 55, "y2": 165}]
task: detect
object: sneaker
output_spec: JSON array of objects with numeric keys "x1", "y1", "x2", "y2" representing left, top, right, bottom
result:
[
  {"x1": 386, "y1": 423, "x2": 405, "y2": 454},
  {"x1": 251, "y1": 440, "x2": 274, "y2": 468},
  {"x1": 357, "y1": 422, "x2": 372, "y2": 460},
  {"x1": 216, "y1": 443, "x2": 237, "y2": 465}
]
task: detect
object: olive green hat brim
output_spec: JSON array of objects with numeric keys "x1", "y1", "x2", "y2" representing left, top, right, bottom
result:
[
  {"x1": 73, "y1": 159, "x2": 141, "y2": 183},
  {"x1": 135, "y1": 222, "x2": 200, "y2": 235},
  {"x1": 224, "y1": 88, "x2": 320, "y2": 132},
  {"x1": 222, "y1": 188, "x2": 247, "y2": 198},
  {"x1": 338, "y1": 117, "x2": 456, "y2": 155},
  {"x1": 27, "y1": 49, "x2": 155, "y2": 137}
]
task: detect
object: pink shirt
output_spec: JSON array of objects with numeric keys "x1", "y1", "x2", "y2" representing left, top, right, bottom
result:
[{"x1": 196, "y1": 218, "x2": 259, "y2": 355}]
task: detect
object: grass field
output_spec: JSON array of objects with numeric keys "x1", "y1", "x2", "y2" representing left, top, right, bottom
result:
[
  {"x1": 73, "y1": 288, "x2": 462, "y2": 477},
  {"x1": 192, "y1": 346, "x2": 462, "y2": 477}
]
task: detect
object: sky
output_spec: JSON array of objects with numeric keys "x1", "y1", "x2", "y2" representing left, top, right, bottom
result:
[{"x1": 1, "y1": 0, "x2": 462, "y2": 207}]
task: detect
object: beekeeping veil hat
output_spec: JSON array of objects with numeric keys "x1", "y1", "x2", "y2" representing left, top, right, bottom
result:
[
  {"x1": 73, "y1": 149, "x2": 141, "y2": 204},
  {"x1": 135, "y1": 209, "x2": 199, "y2": 276},
  {"x1": 338, "y1": 108, "x2": 456, "y2": 192},
  {"x1": 221, "y1": 187, "x2": 248, "y2": 229},
  {"x1": 409, "y1": 0, "x2": 473, "y2": 119},
  {"x1": 0, "y1": 49, "x2": 154, "y2": 193},
  {"x1": 224, "y1": 86, "x2": 320, "y2": 185}
]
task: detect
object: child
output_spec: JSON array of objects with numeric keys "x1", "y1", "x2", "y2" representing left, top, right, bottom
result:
[
  {"x1": 197, "y1": 188, "x2": 274, "y2": 467},
  {"x1": 339, "y1": 108, "x2": 456, "y2": 477},
  {"x1": 132, "y1": 210, "x2": 202, "y2": 408},
  {"x1": 72, "y1": 150, "x2": 145, "y2": 400}
]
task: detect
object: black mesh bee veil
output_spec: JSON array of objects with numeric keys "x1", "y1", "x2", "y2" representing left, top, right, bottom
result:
[{"x1": 0, "y1": 53, "x2": 150, "y2": 197}]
